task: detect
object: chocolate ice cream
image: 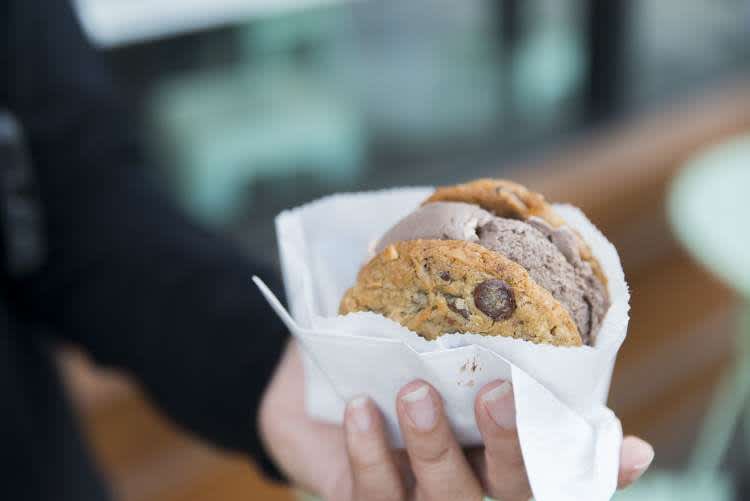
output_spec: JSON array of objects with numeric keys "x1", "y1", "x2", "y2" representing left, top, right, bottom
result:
[
  {"x1": 376, "y1": 202, "x2": 609, "y2": 344},
  {"x1": 375, "y1": 201, "x2": 494, "y2": 251}
]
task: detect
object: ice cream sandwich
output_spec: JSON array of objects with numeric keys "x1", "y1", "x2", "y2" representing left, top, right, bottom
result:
[{"x1": 339, "y1": 179, "x2": 610, "y2": 346}]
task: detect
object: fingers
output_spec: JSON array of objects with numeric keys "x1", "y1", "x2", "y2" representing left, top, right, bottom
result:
[
  {"x1": 474, "y1": 380, "x2": 531, "y2": 501},
  {"x1": 397, "y1": 381, "x2": 484, "y2": 501},
  {"x1": 618, "y1": 436, "x2": 654, "y2": 489},
  {"x1": 346, "y1": 381, "x2": 650, "y2": 501},
  {"x1": 344, "y1": 396, "x2": 405, "y2": 501}
]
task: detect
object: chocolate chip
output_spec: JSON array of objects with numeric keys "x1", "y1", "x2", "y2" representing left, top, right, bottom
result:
[
  {"x1": 439, "y1": 271, "x2": 451, "y2": 281},
  {"x1": 473, "y1": 279, "x2": 516, "y2": 320}
]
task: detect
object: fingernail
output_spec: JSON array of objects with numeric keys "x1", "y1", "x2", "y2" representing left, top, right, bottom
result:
[
  {"x1": 347, "y1": 396, "x2": 372, "y2": 432},
  {"x1": 401, "y1": 384, "x2": 436, "y2": 431},
  {"x1": 481, "y1": 381, "x2": 516, "y2": 430},
  {"x1": 622, "y1": 438, "x2": 654, "y2": 482}
]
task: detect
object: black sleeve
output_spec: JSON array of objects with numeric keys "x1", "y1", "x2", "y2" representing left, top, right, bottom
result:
[{"x1": 2, "y1": 0, "x2": 288, "y2": 481}]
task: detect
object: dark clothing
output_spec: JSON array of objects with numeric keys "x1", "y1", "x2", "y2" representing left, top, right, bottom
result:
[{"x1": 1, "y1": 1, "x2": 287, "y2": 499}]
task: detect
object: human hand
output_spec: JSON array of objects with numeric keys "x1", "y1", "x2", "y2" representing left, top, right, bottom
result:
[{"x1": 259, "y1": 340, "x2": 654, "y2": 500}]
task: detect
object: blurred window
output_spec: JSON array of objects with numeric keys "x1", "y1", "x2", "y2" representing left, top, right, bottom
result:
[{"x1": 72, "y1": 0, "x2": 750, "y2": 266}]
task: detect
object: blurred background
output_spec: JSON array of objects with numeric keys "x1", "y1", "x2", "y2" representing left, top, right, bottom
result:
[{"x1": 58, "y1": 0, "x2": 750, "y2": 499}]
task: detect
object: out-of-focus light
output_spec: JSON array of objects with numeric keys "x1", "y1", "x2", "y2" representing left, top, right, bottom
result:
[
  {"x1": 668, "y1": 133, "x2": 750, "y2": 300},
  {"x1": 73, "y1": 0, "x2": 349, "y2": 47}
]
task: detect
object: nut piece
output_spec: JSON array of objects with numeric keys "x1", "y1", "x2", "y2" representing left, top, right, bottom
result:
[
  {"x1": 384, "y1": 244, "x2": 399, "y2": 260},
  {"x1": 473, "y1": 279, "x2": 516, "y2": 320},
  {"x1": 446, "y1": 295, "x2": 470, "y2": 319}
]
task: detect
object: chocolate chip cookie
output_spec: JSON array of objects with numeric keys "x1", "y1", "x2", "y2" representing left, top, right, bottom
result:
[{"x1": 339, "y1": 239, "x2": 582, "y2": 346}]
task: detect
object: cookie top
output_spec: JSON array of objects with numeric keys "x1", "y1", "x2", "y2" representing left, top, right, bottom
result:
[
  {"x1": 425, "y1": 178, "x2": 566, "y2": 226},
  {"x1": 340, "y1": 239, "x2": 582, "y2": 346},
  {"x1": 425, "y1": 178, "x2": 607, "y2": 286}
]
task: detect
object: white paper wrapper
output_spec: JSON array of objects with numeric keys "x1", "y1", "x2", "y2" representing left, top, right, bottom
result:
[{"x1": 254, "y1": 187, "x2": 630, "y2": 501}]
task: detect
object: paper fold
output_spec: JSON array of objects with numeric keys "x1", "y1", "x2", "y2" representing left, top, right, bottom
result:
[{"x1": 257, "y1": 187, "x2": 630, "y2": 501}]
